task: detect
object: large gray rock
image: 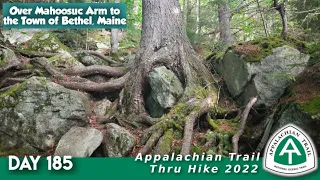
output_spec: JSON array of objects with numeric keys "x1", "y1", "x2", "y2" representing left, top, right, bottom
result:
[
  {"x1": 247, "y1": 100, "x2": 320, "y2": 155},
  {"x1": 146, "y1": 66, "x2": 183, "y2": 117},
  {"x1": 54, "y1": 127, "x2": 103, "y2": 157},
  {"x1": 18, "y1": 32, "x2": 84, "y2": 68},
  {"x1": 0, "y1": 77, "x2": 90, "y2": 155},
  {"x1": 214, "y1": 46, "x2": 309, "y2": 106},
  {"x1": 71, "y1": 51, "x2": 106, "y2": 66},
  {"x1": 0, "y1": 48, "x2": 21, "y2": 69},
  {"x1": 270, "y1": 102, "x2": 319, "y2": 154},
  {"x1": 105, "y1": 123, "x2": 136, "y2": 157},
  {"x1": 2, "y1": 29, "x2": 41, "y2": 45}
]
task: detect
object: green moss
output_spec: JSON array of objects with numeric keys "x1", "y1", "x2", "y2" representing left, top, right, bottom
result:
[
  {"x1": 0, "y1": 81, "x2": 28, "y2": 108},
  {"x1": 155, "y1": 129, "x2": 174, "y2": 155},
  {"x1": 0, "y1": 60, "x2": 5, "y2": 67},
  {"x1": 0, "y1": 144, "x2": 36, "y2": 156},
  {"x1": 0, "y1": 50, "x2": 8, "y2": 67},
  {"x1": 232, "y1": 36, "x2": 307, "y2": 62},
  {"x1": 185, "y1": 85, "x2": 216, "y2": 100},
  {"x1": 307, "y1": 42, "x2": 320, "y2": 66},
  {"x1": 47, "y1": 54, "x2": 78, "y2": 68},
  {"x1": 191, "y1": 145, "x2": 204, "y2": 154},
  {"x1": 20, "y1": 32, "x2": 71, "y2": 53},
  {"x1": 39, "y1": 78, "x2": 47, "y2": 87},
  {"x1": 206, "y1": 114, "x2": 220, "y2": 131},
  {"x1": 299, "y1": 96, "x2": 320, "y2": 116}
]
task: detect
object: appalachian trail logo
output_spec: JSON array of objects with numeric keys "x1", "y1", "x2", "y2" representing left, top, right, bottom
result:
[{"x1": 264, "y1": 124, "x2": 318, "y2": 177}]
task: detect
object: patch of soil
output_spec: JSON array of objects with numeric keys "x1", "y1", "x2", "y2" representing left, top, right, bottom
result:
[{"x1": 281, "y1": 64, "x2": 320, "y2": 104}]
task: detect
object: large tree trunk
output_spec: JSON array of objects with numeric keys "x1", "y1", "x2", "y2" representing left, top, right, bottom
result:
[
  {"x1": 218, "y1": 0, "x2": 233, "y2": 45},
  {"x1": 122, "y1": 0, "x2": 214, "y2": 116}
]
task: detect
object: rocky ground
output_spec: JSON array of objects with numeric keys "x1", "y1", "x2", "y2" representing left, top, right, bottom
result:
[{"x1": 0, "y1": 30, "x2": 319, "y2": 157}]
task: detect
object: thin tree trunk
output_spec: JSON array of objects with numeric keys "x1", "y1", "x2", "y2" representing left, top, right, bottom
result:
[
  {"x1": 185, "y1": 0, "x2": 191, "y2": 30},
  {"x1": 274, "y1": 0, "x2": 288, "y2": 39},
  {"x1": 182, "y1": 0, "x2": 186, "y2": 20},
  {"x1": 122, "y1": 0, "x2": 214, "y2": 116},
  {"x1": 196, "y1": 0, "x2": 201, "y2": 34},
  {"x1": 111, "y1": 0, "x2": 120, "y2": 54},
  {"x1": 218, "y1": 0, "x2": 233, "y2": 45},
  {"x1": 232, "y1": 96, "x2": 258, "y2": 154},
  {"x1": 256, "y1": 0, "x2": 268, "y2": 37}
]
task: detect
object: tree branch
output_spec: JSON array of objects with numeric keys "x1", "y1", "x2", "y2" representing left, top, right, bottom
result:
[{"x1": 232, "y1": 96, "x2": 258, "y2": 154}]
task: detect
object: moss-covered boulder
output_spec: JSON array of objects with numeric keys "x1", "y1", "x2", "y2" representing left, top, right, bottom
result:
[
  {"x1": 18, "y1": 32, "x2": 84, "y2": 68},
  {"x1": 213, "y1": 45, "x2": 309, "y2": 107},
  {"x1": 104, "y1": 123, "x2": 136, "y2": 157},
  {"x1": 0, "y1": 77, "x2": 90, "y2": 156},
  {"x1": 94, "y1": 98, "x2": 112, "y2": 116},
  {"x1": 2, "y1": 29, "x2": 40, "y2": 45},
  {"x1": 0, "y1": 48, "x2": 21, "y2": 69},
  {"x1": 146, "y1": 66, "x2": 184, "y2": 118},
  {"x1": 267, "y1": 101, "x2": 320, "y2": 154}
]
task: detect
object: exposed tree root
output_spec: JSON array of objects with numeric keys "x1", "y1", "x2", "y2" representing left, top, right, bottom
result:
[
  {"x1": 55, "y1": 74, "x2": 128, "y2": 92},
  {"x1": 17, "y1": 50, "x2": 60, "y2": 58},
  {"x1": 31, "y1": 57, "x2": 61, "y2": 75},
  {"x1": 256, "y1": 112, "x2": 275, "y2": 152},
  {"x1": 139, "y1": 91, "x2": 218, "y2": 155},
  {"x1": 232, "y1": 96, "x2": 258, "y2": 154},
  {"x1": 1, "y1": 58, "x2": 22, "y2": 71},
  {"x1": 139, "y1": 128, "x2": 164, "y2": 155},
  {"x1": 154, "y1": 129, "x2": 174, "y2": 155},
  {"x1": 84, "y1": 50, "x2": 120, "y2": 65},
  {"x1": 63, "y1": 65, "x2": 127, "y2": 77},
  {"x1": 181, "y1": 93, "x2": 217, "y2": 155},
  {"x1": 0, "y1": 83, "x2": 19, "y2": 93},
  {"x1": 13, "y1": 69, "x2": 36, "y2": 77},
  {"x1": 135, "y1": 114, "x2": 159, "y2": 127},
  {"x1": 140, "y1": 122, "x2": 163, "y2": 145},
  {"x1": 0, "y1": 77, "x2": 27, "y2": 88},
  {"x1": 31, "y1": 57, "x2": 129, "y2": 92}
]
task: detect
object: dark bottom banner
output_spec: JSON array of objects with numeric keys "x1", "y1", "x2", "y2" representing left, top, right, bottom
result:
[{"x1": 0, "y1": 157, "x2": 319, "y2": 180}]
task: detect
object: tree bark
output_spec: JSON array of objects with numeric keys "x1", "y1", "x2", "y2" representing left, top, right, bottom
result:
[
  {"x1": 181, "y1": 93, "x2": 217, "y2": 155},
  {"x1": 274, "y1": 0, "x2": 288, "y2": 39},
  {"x1": 196, "y1": 0, "x2": 201, "y2": 34},
  {"x1": 111, "y1": 0, "x2": 120, "y2": 53},
  {"x1": 218, "y1": 0, "x2": 233, "y2": 45},
  {"x1": 122, "y1": 0, "x2": 214, "y2": 116},
  {"x1": 185, "y1": 0, "x2": 192, "y2": 30},
  {"x1": 256, "y1": 0, "x2": 268, "y2": 37}
]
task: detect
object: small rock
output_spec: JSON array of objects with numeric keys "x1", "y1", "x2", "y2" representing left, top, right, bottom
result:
[
  {"x1": 0, "y1": 48, "x2": 21, "y2": 69},
  {"x1": 94, "y1": 99, "x2": 112, "y2": 116},
  {"x1": 54, "y1": 127, "x2": 103, "y2": 157},
  {"x1": 105, "y1": 123, "x2": 136, "y2": 157}
]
